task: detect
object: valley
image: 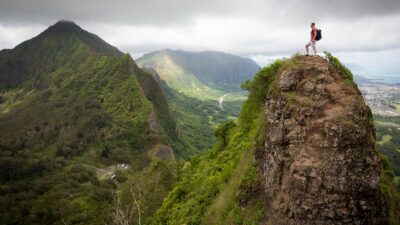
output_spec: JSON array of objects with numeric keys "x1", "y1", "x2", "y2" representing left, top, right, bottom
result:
[
  {"x1": 357, "y1": 81, "x2": 400, "y2": 117},
  {"x1": 0, "y1": 21, "x2": 398, "y2": 225},
  {"x1": 354, "y1": 78, "x2": 400, "y2": 186},
  {"x1": 150, "y1": 53, "x2": 400, "y2": 224},
  {"x1": 137, "y1": 49, "x2": 259, "y2": 156}
]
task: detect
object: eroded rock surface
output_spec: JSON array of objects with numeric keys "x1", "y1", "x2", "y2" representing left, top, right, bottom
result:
[{"x1": 258, "y1": 56, "x2": 389, "y2": 225}]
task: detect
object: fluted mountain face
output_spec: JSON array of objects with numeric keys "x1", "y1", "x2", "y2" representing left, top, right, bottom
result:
[
  {"x1": 259, "y1": 55, "x2": 389, "y2": 224},
  {"x1": 0, "y1": 21, "x2": 179, "y2": 225},
  {"x1": 151, "y1": 54, "x2": 399, "y2": 225}
]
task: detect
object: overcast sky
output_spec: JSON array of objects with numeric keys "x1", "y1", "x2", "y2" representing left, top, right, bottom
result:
[{"x1": 0, "y1": 0, "x2": 399, "y2": 79}]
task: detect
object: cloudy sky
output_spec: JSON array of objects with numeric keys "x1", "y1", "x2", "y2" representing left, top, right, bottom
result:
[{"x1": 0, "y1": 0, "x2": 399, "y2": 80}]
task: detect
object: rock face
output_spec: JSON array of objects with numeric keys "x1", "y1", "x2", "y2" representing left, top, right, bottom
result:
[
  {"x1": 149, "y1": 107, "x2": 161, "y2": 133},
  {"x1": 148, "y1": 144, "x2": 175, "y2": 161},
  {"x1": 258, "y1": 56, "x2": 389, "y2": 225}
]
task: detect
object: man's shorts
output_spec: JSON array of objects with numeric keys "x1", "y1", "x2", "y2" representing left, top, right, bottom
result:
[{"x1": 306, "y1": 40, "x2": 316, "y2": 48}]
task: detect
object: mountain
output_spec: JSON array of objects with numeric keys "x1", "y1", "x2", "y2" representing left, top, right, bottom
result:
[
  {"x1": 137, "y1": 49, "x2": 259, "y2": 99},
  {"x1": 344, "y1": 63, "x2": 365, "y2": 73},
  {"x1": 141, "y1": 68, "x2": 226, "y2": 157},
  {"x1": 137, "y1": 49, "x2": 260, "y2": 156},
  {"x1": 0, "y1": 20, "x2": 122, "y2": 89},
  {"x1": 0, "y1": 21, "x2": 180, "y2": 225},
  {"x1": 150, "y1": 53, "x2": 399, "y2": 224},
  {"x1": 354, "y1": 74, "x2": 371, "y2": 84}
]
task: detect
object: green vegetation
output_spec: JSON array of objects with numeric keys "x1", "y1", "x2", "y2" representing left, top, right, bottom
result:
[
  {"x1": 240, "y1": 59, "x2": 283, "y2": 129},
  {"x1": 166, "y1": 89, "x2": 234, "y2": 157},
  {"x1": 375, "y1": 115, "x2": 400, "y2": 184},
  {"x1": 379, "y1": 134, "x2": 393, "y2": 145},
  {"x1": 137, "y1": 49, "x2": 259, "y2": 96},
  {"x1": 150, "y1": 54, "x2": 400, "y2": 224},
  {"x1": 379, "y1": 153, "x2": 400, "y2": 225},
  {"x1": 1, "y1": 21, "x2": 399, "y2": 224},
  {"x1": 147, "y1": 68, "x2": 244, "y2": 158},
  {"x1": 0, "y1": 21, "x2": 180, "y2": 225},
  {"x1": 137, "y1": 50, "x2": 260, "y2": 157},
  {"x1": 150, "y1": 57, "x2": 288, "y2": 225},
  {"x1": 150, "y1": 122, "x2": 255, "y2": 224},
  {"x1": 324, "y1": 51, "x2": 357, "y2": 89}
]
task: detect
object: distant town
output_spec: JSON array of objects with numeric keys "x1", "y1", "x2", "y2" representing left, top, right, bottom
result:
[{"x1": 356, "y1": 77, "x2": 400, "y2": 116}]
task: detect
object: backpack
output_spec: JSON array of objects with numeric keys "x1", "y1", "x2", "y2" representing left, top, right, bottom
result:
[{"x1": 315, "y1": 29, "x2": 322, "y2": 41}]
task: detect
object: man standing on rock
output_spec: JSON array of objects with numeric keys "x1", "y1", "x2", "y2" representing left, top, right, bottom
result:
[{"x1": 306, "y1": 22, "x2": 318, "y2": 56}]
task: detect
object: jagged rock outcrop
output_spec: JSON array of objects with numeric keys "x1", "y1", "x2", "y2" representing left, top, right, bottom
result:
[{"x1": 258, "y1": 56, "x2": 389, "y2": 225}]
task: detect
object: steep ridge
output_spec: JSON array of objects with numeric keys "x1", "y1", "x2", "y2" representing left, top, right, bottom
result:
[
  {"x1": 0, "y1": 21, "x2": 178, "y2": 225},
  {"x1": 151, "y1": 53, "x2": 399, "y2": 225}
]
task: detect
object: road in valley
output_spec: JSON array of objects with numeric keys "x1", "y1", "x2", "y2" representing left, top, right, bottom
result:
[{"x1": 218, "y1": 93, "x2": 231, "y2": 109}]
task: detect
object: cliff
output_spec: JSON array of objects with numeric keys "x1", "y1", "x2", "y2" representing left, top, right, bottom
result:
[
  {"x1": 150, "y1": 53, "x2": 399, "y2": 225},
  {"x1": 257, "y1": 54, "x2": 393, "y2": 224}
]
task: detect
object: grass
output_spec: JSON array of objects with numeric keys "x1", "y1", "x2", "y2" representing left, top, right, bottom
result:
[
  {"x1": 201, "y1": 147, "x2": 256, "y2": 224},
  {"x1": 324, "y1": 51, "x2": 357, "y2": 90},
  {"x1": 379, "y1": 153, "x2": 400, "y2": 224},
  {"x1": 149, "y1": 57, "x2": 286, "y2": 225}
]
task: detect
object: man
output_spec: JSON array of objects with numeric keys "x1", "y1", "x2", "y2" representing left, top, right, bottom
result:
[{"x1": 306, "y1": 22, "x2": 317, "y2": 56}]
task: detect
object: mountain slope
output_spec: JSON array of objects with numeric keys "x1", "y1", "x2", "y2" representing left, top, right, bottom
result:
[
  {"x1": 137, "y1": 49, "x2": 259, "y2": 99},
  {"x1": 151, "y1": 53, "x2": 399, "y2": 224},
  {"x1": 137, "y1": 49, "x2": 259, "y2": 156},
  {"x1": 0, "y1": 21, "x2": 178, "y2": 225},
  {"x1": 144, "y1": 68, "x2": 231, "y2": 157},
  {"x1": 0, "y1": 20, "x2": 122, "y2": 89}
]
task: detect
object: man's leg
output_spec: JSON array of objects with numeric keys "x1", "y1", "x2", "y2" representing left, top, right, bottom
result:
[
  {"x1": 305, "y1": 43, "x2": 310, "y2": 55},
  {"x1": 313, "y1": 46, "x2": 317, "y2": 56},
  {"x1": 311, "y1": 41, "x2": 317, "y2": 56}
]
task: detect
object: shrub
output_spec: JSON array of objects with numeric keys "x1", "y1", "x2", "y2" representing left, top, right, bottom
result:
[{"x1": 324, "y1": 51, "x2": 357, "y2": 89}]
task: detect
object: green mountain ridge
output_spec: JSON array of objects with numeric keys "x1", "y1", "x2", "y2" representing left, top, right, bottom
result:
[
  {"x1": 0, "y1": 20, "x2": 123, "y2": 89},
  {"x1": 0, "y1": 21, "x2": 179, "y2": 225}
]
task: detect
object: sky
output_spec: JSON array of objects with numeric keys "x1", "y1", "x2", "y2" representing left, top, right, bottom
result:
[{"x1": 0, "y1": 0, "x2": 399, "y2": 80}]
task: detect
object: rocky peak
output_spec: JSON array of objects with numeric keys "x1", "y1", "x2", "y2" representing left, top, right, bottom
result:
[
  {"x1": 39, "y1": 20, "x2": 88, "y2": 38},
  {"x1": 258, "y1": 55, "x2": 390, "y2": 224},
  {"x1": 36, "y1": 20, "x2": 123, "y2": 56}
]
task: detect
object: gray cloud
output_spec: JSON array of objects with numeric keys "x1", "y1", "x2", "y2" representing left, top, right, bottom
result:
[
  {"x1": 0, "y1": 0, "x2": 399, "y2": 75},
  {"x1": 0, "y1": 0, "x2": 399, "y2": 26}
]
